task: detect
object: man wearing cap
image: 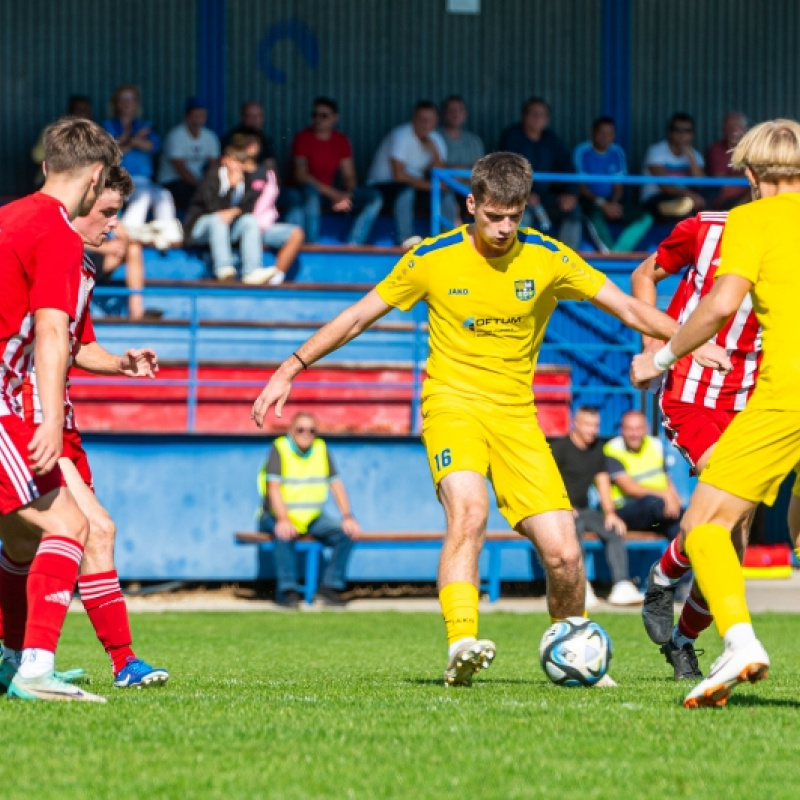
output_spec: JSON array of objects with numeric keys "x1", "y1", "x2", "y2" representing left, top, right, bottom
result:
[{"x1": 159, "y1": 97, "x2": 221, "y2": 211}]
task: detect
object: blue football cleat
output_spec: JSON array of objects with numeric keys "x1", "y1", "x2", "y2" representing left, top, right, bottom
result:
[{"x1": 114, "y1": 657, "x2": 169, "y2": 688}]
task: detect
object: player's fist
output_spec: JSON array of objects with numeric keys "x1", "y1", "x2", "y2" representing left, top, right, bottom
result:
[
  {"x1": 630, "y1": 352, "x2": 662, "y2": 387},
  {"x1": 692, "y1": 342, "x2": 732, "y2": 374}
]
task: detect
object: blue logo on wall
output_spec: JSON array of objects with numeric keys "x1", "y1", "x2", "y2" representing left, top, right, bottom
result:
[{"x1": 258, "y1": 19, "x2": 320, "y2": 85}]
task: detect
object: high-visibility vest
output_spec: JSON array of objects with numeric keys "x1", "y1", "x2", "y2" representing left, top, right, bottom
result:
[
  {"x1": 258, "y1": 436, "x2": 331, "y2": 533},
  {"x1": 603, "y1": 435, "x2": 668, "y2": 508}
]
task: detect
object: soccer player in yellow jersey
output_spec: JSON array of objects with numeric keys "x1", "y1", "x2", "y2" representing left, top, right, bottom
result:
[
  {"x1": 632, "y1": 119, "x2": 800, "y2": 708},
  {"x1": 253, "y1": 152, "x2": 728, "y2": 686}
]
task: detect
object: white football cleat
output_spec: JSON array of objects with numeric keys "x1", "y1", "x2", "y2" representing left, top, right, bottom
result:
[
  {"x1": 443, "y1": 639, "x2": 496, "y2": 686},
  {"x1": 8, "y1": 672, "x2": 106, "y2": 703},
  {"x1": 683, "y1": 639, "x2": 769, "y2": 709}
]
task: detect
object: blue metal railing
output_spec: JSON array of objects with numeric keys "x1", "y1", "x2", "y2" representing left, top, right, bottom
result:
[
  {"x1": 85, "y1": 280, "x2": 645, "y2": 435},
  {"x1": 430, "y1": 168, "x2": 749, "y2": 236}
]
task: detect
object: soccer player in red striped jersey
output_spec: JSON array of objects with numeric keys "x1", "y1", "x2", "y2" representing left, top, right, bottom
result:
[
  {"x1": 0, "y1": 117, "x2": 119, "y2": 702},
  {"x1": 631, "y1": 206, "x2": 760, "y2": 680},
  {"x1": 0, "y1": 166, "x2": 169, "y2": 689}
]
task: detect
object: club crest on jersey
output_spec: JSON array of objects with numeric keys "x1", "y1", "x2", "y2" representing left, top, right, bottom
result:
[{"x1": 514, "y1": 279, "x2": 535, "y2": 301}]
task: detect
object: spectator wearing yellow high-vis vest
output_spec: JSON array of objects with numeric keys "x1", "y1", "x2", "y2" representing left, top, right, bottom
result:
[
  {"x1": 257, "y1": 412, "x2": 359, "y2": 608},
  {"x1": 603, "y1": 410, "x2": 683, "y2": 539}
]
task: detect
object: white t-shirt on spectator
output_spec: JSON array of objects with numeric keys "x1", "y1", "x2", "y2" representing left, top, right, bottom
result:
[
  {"x1": 640, "y1": 140, "x2": 704, "y2": 203},
  {"x1": 158, "y1": 124, "x2": 221, "y2": 184},
  {"x1": 367, "y1": 123, "x2": 447, "y2": 184}
]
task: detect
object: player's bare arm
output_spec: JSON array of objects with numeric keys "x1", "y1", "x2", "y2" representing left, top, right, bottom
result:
[
  {"x1": 631, "y1": 273, "x2": 752, "y2": 386},
  {"x1": 252, "y1": 289, "x2": 393, "y2": 426},
  {"x1": 630, "y1": 254, "x2": 673, "y2": 350},
  {"x1": 29, "y1": 308, "x2": 70, "y2": 474},
  {"x1": 74, "y1": 341, "x2": 158, "y2": 378}
]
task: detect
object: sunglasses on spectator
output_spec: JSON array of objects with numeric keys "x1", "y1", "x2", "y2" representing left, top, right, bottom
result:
[
  {"x1": 294, "y1": 426, "x2": 317, "y2": 434},
  {"x1": 671, "y1": 126, "x2": 693, "y2": 133},
  {"x1": 312, "y1": 111, "x2": 332, "y2": 119}
]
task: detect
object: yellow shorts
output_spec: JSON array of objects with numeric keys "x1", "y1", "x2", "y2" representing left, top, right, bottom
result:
[
  {"x1": 792, "y1": 471, "x2": 800, "y2": 499},
  {"x1": 421, "y1": 394, "x2": 570, "y2": 527},
  {"x1": 700, "y1": 408, "x2": 800, "y2": 506}
]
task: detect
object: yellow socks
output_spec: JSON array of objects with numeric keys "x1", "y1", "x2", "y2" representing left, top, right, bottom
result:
[
  {"x1": 685, "y1": 523, "x2": 750, "y2": 637},
  {"x1": 439, "y1": 582, "x2": 479, "y2": 645},
  {"x1": 795, "y1": 547, "x2": 800, "y2": 566}
]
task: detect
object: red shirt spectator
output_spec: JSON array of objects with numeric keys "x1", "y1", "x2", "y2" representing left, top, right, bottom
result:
[{"x1": 291, "y1": 127, "x2": 353, "y2": 187}]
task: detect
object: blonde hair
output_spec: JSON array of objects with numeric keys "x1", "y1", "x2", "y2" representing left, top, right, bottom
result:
[{"x1": 731, "y1": 119, "x2": 800, "y2": 181}]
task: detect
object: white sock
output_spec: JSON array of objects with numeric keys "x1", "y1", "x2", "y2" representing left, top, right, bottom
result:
[
  {"x1": 17, "y1": 648, "x2": 55, "y2": 679},
  {"x1": 671, "y1": 627, "x2": 695, "y2": 650},
  {"x1": 268, "y1": 270, "x2": 285, "y2": 286},
  {"x1": 652, "y1": 564, "x2": 675, "y2": 587},
  {"x1": 724, "y1": 622, "x2": 757, "y2": 651},
  {"x1": 2, "y1": 647, "x2": 22, "y2": 667},
  {"x1": 448, "y1": 636, "x2": 476, "y2": 660}
]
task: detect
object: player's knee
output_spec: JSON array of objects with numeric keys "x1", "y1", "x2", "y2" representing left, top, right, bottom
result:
[
  {"x1": 448, "y1": 503, "x2": 488, "y2": 539},
  {"x1": 48, "y1": 504, "x2": 90, "y2": 547},
  {"x1": 88, "y1": 512, "x2": 116, "y2": 547},
  {"x1": 541, "y1": 541, "x2": 582, "y2": 578}
]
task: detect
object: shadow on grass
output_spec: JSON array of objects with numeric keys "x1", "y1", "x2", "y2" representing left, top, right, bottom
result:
[
  {"x1": 405, "y1": 678, "x2": 539, "y2": 686},
  {"x1": 726, "y1": 694, "x2": 800, "y2": 709}
]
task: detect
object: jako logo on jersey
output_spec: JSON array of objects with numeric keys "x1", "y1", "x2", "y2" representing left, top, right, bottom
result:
[
  {"x1": 514, "y1": 279, "x2": 535, "y2": 300},
  {"x1": 44, "y1": 591, "x2": 72, "y2": 607},
  {"x1": 448, "y1": 288, "x2": 469, "y2": 295}
]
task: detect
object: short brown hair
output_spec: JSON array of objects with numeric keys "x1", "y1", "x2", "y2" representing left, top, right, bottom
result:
[
  {"x1": 103, "y1": 165, "x2": 134, "y2": 199},
  {"x1": 471, "y1": 152, "x2": 532, "y2": 206},
  {"x1": 731, "y1": 119, "x2": 800, "y2": 181},
  {"x1": 43, "y1": 117, "x2": 120, "y2": 174}
]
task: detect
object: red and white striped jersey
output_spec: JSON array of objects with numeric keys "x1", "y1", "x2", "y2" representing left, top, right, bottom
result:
[
  {"x1": 0, "y1": 193, "x2": 83, "y2": 421},
  {"x1": 23, "y1": 252, "x2": 97, "y2": 429},
  {"x1": 657, "y1": 211, "x2": 762, "y2": 410}
]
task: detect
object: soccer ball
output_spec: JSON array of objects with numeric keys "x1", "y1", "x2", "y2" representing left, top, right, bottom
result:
[{"x1": 539, "y1": 617, "x2": 613, "y2": 687}]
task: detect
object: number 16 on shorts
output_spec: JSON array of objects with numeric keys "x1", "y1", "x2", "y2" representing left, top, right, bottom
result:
[{"x1": 434, "y1": 448, "x2": 451, "y2": 472}]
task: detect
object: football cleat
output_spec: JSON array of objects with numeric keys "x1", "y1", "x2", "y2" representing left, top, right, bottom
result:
[
  {"x1": 443, "y1": 639, "x2": 496, "y2": 686},
  {"x1": 642, "y1": 562, "x2": 677, "y2": 644},
  {"x1": 683, "y1": 639, "x2": 769, "y2": 709},
  {"x1": 114, "y1": 658, "x2": 169, "y2": 689},
  {"x1": 0, "y1": 658, "x2": 86, "y2": 693},
  {"x1": 8, "y1": 672, "x2": 105, "y2": 703},
  {"x1": 661, "y1": 640, "x2": 703, "y2": 680}
]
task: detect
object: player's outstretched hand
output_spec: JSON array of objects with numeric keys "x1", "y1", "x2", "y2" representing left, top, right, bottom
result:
[
  {"x1": 630, "y1": 351, "x2": 662, "y2": 388},
  {"x1": 120, "y1": 348, "x2": 159, "y2": 378},
  {"x1": 252, "y1": 369, "x2": 294, "y2": 427},
  {"x1": 28, "y1": 420, "x2": 63, "y2": 475},
  {"x1": 692, "y1": 342, "x2": 732, "y2": 374}
]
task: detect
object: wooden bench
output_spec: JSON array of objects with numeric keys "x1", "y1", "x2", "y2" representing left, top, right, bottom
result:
[{"x1": 234, "y1": 530, "x2": 668, "y2": 604}]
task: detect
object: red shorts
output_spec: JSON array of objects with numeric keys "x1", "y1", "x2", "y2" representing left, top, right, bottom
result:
[
  {"x1": 62, "y1": 427, "x2": 94, "y2": 490},
  {"x1": 0, "y1": 415, "x2": 66, "y2": 514},
  {"x1": 660, "y1": 394, "x2": 738, "y2": 474}
]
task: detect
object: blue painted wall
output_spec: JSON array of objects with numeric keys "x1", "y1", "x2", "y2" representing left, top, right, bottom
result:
[{"x1": 85, "y1": 432, "x2": 705, "y2": 584}]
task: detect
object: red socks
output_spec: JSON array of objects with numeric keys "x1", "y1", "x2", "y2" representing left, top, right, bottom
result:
[
  {"x1": 677, "y1": 591, "x2": 713, "y2": 641},
  {"x1": 23, "y1": 536, "x2": 83, "y2": 652},
  {"x1": 0, "y1": 549, "x2": 32, "y2": 650},
  {"x1": 660, "y1": 538, "x2": 691, "y2": 581},
  {"x1": 78, "y1": 571, "x2": 134, "y2": 673}
]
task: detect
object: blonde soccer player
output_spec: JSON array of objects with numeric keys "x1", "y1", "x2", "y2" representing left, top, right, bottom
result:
[
  {"x1": 252, "y1": 152, "x2": 728, "y2": 687},
  {"x1": 632, "y1": 119, "x2": 800, "y2": 708}
]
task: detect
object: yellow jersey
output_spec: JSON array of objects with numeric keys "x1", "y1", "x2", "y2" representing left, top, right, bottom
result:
[
  {"x1": 375, "y1": 225, "x2": 606, "y2": 406},
  {"x1": 716, "y1": 194, "x2": 800, "y2": 410}
]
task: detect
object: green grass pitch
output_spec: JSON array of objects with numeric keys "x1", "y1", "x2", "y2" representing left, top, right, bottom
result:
[{"x1": 4, "y1": 610, "x2": 799, "y2": 799}]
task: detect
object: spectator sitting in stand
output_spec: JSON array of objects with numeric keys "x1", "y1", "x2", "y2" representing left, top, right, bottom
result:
[
  {"x1": 498, "y1": 97, "x2": 582, "y2": 250},
  {"x1": 604, "y1": 410, "x2": 684, "y2": 539},
  {"x1": 222, "y1": 100, "x2": 274, "y2": 168},
  {"x1": 573, "y1": 116, "x2": 652, "y2": 252},
  {"x1": 257, "y1": 412, "x2": 359, "y2": 609},
  {"x1": 184, "y1": 138, "x2": 297, "y2": 285},
  {"x1": 158, "y1": 97, "x2": 220, "y2": 212},
  {"x1": 439, "y1": 95, "x2": 485, "y2": 222},
  {"x1": 706, "y1": 111, "x2": 749, "y2": 210},
  {"x1": 366, "y1": 101, "x2": 453, "y2": 249},
  {"x1": 548, "y1": 406, "x2": 645, "y2": 608},
  {"x1": 640, "y1": 112, "x2": 706, "y2": 220},
  {"x1": 102, "y1": 84, "x2": 182, "y2": 248},
  {"x1": 284, "y1": 97, "x2": 382, "y2": 245}
]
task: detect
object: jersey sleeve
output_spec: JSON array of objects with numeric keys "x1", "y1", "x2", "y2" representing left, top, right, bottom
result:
[
  {"x1": 551, "y1": 246, "x2": 607, "y2": 301},
  {"x1": 716, "y1": 206, "x2": 762, "y2": 284},
  {"x1": 656, "y1": 215, "x2": 700, "y2": 274},
  {"x1": 374, "y1": 249, "x2": 430, "y2": 311},
  {"x1": 29, "y1": 228, "x2": 82, "y2": 318}
]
